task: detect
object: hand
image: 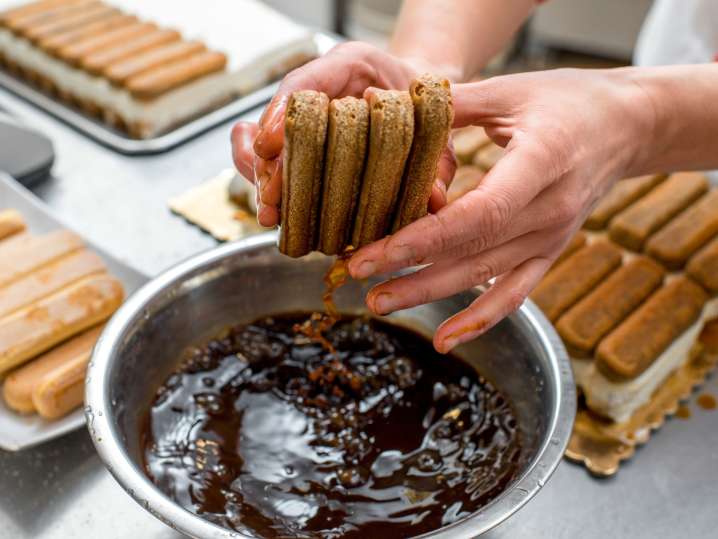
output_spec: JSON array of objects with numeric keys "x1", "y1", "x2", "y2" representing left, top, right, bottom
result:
[
  {"x1": 348, "y1": 68, "x2": 656, "y2": 353},
  {"x1": 230, "y1": 41, "x2": 458, "y2": 226}
]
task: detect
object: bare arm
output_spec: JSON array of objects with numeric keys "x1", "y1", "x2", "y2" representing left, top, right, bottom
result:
[{"x1": 390, "y1": 0, "x2": 535, "y2": 82}]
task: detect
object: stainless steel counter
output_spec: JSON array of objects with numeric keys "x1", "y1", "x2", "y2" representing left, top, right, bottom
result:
[{"x1": 1, "y1": 82, "x2": 717, "y2": 539}]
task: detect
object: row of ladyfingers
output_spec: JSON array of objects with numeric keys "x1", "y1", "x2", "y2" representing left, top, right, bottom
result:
[
  {"x1": 0, "y1": 208, "x2": 124, "y2": 419},
  {"x1": 0, "y1": 0, "x2": 317, "y2": 138},
  {"x1": 279, "y1": 74, "x2": 453, "y2": 257},
  {"x1": 531, "y1": 174, "x2": 718, "y2": 423}
]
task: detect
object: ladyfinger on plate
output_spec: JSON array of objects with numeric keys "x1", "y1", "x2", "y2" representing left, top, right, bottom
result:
[
  {"x1": 473, "y1": 143, "x2": 505, "y2": 171},
  {"x1": 645, "y1": 190, "x2": 718, "y2": 270},
  {"x1": 23, "y1": 4, "x2": 118, "y2": 44},
  {"x1": 39, "y1": 13, "x2": 137, "y2": 55},
  {"x1": 392, "y1": 74, "x2": 453, "y2": 231},
  {"x1": 686, "y1": 236, "x2": 718, "y2": 294},
  {"x1": 584, "y1": 174, "x2": 666, "y2": 230},
  {"x1": 531, "y1": 240, "x2": 623, "y2": 322},
  {"x1": 556, "y1": 256, "x2": 665, "y2": 356},
  {"x1": 4, "y1": 0, "x2": 96, "y2": 34},
  {"x1": 352, "y1": 89, "x2": 414, "y2": 248},
  {"x1": 609, "y1": 172, "x2": 708, "y2": 251},
  {"x1": 57, "y1": 22, "x2": 158, "y2": 66},
  {"x1": 318, "y1": 96, "x2": 369, "y2": 255},
  {"x1": 0, "y1": 249, "x2": 106, "y2": 318},
  {"x1": 0, "y1": 209, "x2": 26, "y2": 241},
  {"x1": 452, "y1": 126, "x2": 491, "y2": 164},
  {"x1": 81, "y1": 28, "x2": 181, "y2": 75},
  {"x1": 447, "y1": 165, "x2": 484, "y2": 203},
  {"x1": 0, "y1": 274, "x2": 124, "y2": 375},
  {"x1": 0, "y1": 229, "x2": 84, "y2": 287},
  {"x1": 0, "y1": 0, "x2": 73, "y2": 27},
  {"x1": 280, "y1": 90, "x2": 330, "y2": 257},
  {"x1": 3, "y1": 324, "x2": 104, "y2": 414},
  {"x1": 596, "y1": 276, "x2": 707, "y2": 380},
  {"x1": 104, "y1": 40, "x2": 207, "y2": 85}
]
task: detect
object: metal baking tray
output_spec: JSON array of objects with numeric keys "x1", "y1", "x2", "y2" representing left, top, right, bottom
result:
[
  {"x1": 0, "y1": 173, "x2": 146, "y2": 451},
  {"x1": 0, "y1": 33, "x2": 338, "y2": 156}
]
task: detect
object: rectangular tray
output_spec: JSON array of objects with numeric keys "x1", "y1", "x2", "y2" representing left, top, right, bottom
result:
[
  {"x1": 0, "y1": 33, "x2": 337, "y2": 156},
  {"x1": 0, "y1": 172, "x2": 147, "y2": 451}
]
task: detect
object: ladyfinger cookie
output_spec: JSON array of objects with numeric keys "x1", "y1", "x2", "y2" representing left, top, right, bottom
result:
[
  {"x1": 0, "y1": 209, "x2": 26, "y2": 240},
  {"x1": 473, "y1": 143, "x2": 505, "y2": 171},
  {"x1": 125, "y1": 50, "x2": 227, "y2": 100},
  {"x1": 686, "y1": 236, "x2": 718, "y2": 294},
  {"x1": 280, "y1": 90, "x2": 330, "y2": 257},
  {"x1": 0, "y1": 249, "x2": 106, "y2": 318},
  {"x1": 317, "y1": 96, "x2": 369, "y2": 255},
  {"x1": 556, "y1": 256, "x2": 665, "y2": 356},
  {"x1": 645, "y1": 190, "x2": 718, "y2": 270},
  {"x1": 81, "y1": 28, "x2": 182, "y2": 75},
  {"x1": 23, "y1": 3, "x2": 117, "y2": 43},
  {"x1": 104, "y1": 40, "x2": 206, "y2": 85},
  {"x1": 393, "y1": 74, "x2": 453, "y2": 231},
  {"x1": 452, "y1": 126, "x2": 491, "y2": 164},
  {"x1": 57, "y1": 22, "x2": 158, "y2": 66},
  {"x1": 39, "y1": 13, "x2": 137, "y2": 55},
  {"x1": 0, "y1": 229, "x2": 84, "y2": 288},
  {"x1": 0, "y1": 274, "x2": 123, "y2": 375},
  {"x1": 352, "y1": 89, "x2": 414, "y2": 247},
  {"x1": 0, "y1": 0, "x2": 73, "y2": 27},
  {"x1": 33, "y1": 343, "x2": 93, "y2": 419},
  {"x1": 447, "y1": 165, "x2": 484, "y2": 203},
  {"x1": 3, "y1": 324, "x2": 103, "y2": 413},
  {"x1": 2, "y1": 0, "x2": 94, "y2": 32},
  {"x1": 596, "y1": 276, "x2": 707, "y2": 380},
  {"x1": 584, "y1": 174, "x2": 666, "y2": 230},
  {"x1": 551, "y1": 231, "x2": 587, "y2": 269},
  {"x1": 531, "y1": 240, "x2": 623, "y2": 322},
  {"x1": 609, "y1": 172, "x2": 708, "y2": 251}
]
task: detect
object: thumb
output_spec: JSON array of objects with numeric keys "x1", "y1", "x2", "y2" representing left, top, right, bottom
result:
[{"x1": 451, "y1": 78, "x2": 524, "y2": 128}]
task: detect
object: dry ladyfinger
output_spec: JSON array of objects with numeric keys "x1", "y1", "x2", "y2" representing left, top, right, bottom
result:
[
  {"x1": 595, "y1": 276, "x2": 707, "y2": 380},
  {"x1": 104, "y1": 40, "x2": 206, "y2": 85},
  {"x1": 531, "y1": 240, "x2": 623, "y2": 322},
  {"x1": 556, "y1": 256, "x2": 665, "y2": 356},
  {"x1": 0, "y1": 249, "x2": 106, "y2": 318},
  {"x1": 0, "y1": 209, "x2": 26, "y2": 240},
  {"x1": 0, "y1": 274, "x2": 124, "y2": 375},
  {"x1": 452, "y1": 126, "x2": 491, "y2": 164},
  {"x1": 57, "y1": 22, "x2": 159, "y2": 66},
  {"x1": 584, "y1": 174, "x2": 666, "y2": 230},
  {"x1": 39, "y1": 13, "x2": 138, "y2": 55},
  {"x1": 550, "y1": 231, "x2": 587, "y2": 270},
  {"x1": 609, "y1": 172, "x2": 708, "y2": 250},
  {"x1": 81, "y1": 28, "x2": 182, "y2": 75},
  {"x1": 352, "y1": 89, "x2": 414, "y2": 248},
  {"x1": 22, "y1": 4, "x2": 118, "y2": 43},
  {"x1": 318, "y1": 97, "x2": 369, "y2": 255},
  {"x1": 3, "y1": 324, "x2": 104, "y2": 414},
  {"x1": 280, "y1": 90, "x2": 330, "y2": 257},
  {"x1": 392, "y1": 74, "x2": 453, "y2": 231},
  {"x1": 645, "y1": 190, "x2": 718, "y2": 270},
  {"x1": 0, "y1": 229, "x2": 84, "y2": 287}
]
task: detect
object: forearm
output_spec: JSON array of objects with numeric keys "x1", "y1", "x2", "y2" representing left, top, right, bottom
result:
[
  {"x1": 389, "y1": 0, "x2": 535, "y2": 82},
  {"x1": 625, "y1": 64, "x2": 718, "y2": 175}
]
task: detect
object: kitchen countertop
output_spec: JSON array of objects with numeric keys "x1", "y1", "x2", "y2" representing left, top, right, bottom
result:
[{"x1": 0, "y1": 80, "x2": 717, "y2": 539}]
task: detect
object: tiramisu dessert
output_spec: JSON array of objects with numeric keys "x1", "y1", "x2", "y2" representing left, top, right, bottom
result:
[
  {"x1": 0, "y1": 0, "x2": 317, "y2": 138},
  {"x1": 531, "y1": 172, "x2": 718, "y2": 424}
]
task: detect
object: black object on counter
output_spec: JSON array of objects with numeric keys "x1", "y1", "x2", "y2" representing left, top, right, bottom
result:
[{"x1": 0, "y1": 113, "x2": 54, "y2": 187}]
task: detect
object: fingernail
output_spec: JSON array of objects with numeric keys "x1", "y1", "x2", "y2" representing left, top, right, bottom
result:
[
  {"x1": 440, "y1": 337, "x2": 458, "y2": 354},
  {"x1": 371, "y1": 292, "x2": 395, "y2": 315},
  {"x1": 388, "y1": 244, "x2": 415, "y2": 264},
  {"x1": 353, "y1": 260, "x2": 376, "y2": 279}
]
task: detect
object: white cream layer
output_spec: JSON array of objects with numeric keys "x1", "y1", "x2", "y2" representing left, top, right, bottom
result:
[
  {"x1": 572, "y1": 296, "x2": 718, "y2": 423},
  {"x1": 0, "y1": 0, "x2": 317, "y2": 137}
]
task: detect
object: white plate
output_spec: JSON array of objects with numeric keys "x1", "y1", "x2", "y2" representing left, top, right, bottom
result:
[{"x1": 0, "y1": 173, "x2": 146, "y2": 451}]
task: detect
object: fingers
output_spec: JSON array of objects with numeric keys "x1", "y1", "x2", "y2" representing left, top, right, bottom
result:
[
  {"x1": 254, "y1": 157, "x2": 282, "y2": 227},
  {"x1": 230, "y1": 122, "x2": 259, "y2": 182},
  {"x1": 348, "y1": 141, "x2": 553, "y2": 279},
  {"x1": 365, "y1": 229, "x2": 554, "y2": 315},
  {"x1": 433, "y1": 256, "x2": 552, "y2": 353},
  {"x1": 254, "y1": 42, "x2": 405, "y2": 160},
  {"x1": 451, "y1": 77, "x2": 525, "y2": 128}
]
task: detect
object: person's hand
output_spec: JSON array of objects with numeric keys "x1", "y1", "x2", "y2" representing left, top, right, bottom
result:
[
  {"x1": 230, "y1": 41, "x2": 458, "y2": 226},
  {"x1": 348, "y1": 68, "x2": 656, "y2": 353}
]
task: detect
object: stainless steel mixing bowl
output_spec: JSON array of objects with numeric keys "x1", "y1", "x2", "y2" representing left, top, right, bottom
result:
[{"x1": 86, "y1": 232, "x2": 575, "y2": 538}]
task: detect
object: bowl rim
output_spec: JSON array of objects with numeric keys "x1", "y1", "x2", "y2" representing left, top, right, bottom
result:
[{"x1": 86, "y1": 232, "x2": 576, "y2": 539}]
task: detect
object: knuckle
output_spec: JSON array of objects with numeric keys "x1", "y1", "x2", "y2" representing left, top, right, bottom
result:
[
  {"x1": 481, "y1": 192, "x2": 513, "y2": 235},
  {"x1": 552, "y1": 192, "x2": 580, "y2": 225},
  {"x1": 469, "y1": 260, "x2": 495, "y2": 286},
  {"x1": 505, "y1": 288, "x2": 527, "y2": 313}
]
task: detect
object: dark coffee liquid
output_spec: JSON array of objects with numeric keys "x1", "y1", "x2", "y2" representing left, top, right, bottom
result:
[{"x1": 142, "y1": 314, "x2": 522, "y2": 538}]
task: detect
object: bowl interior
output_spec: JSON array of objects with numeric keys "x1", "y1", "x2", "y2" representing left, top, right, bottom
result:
[{"x1": 94, "y1": 237, "x2": 572, "y2": 538}]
